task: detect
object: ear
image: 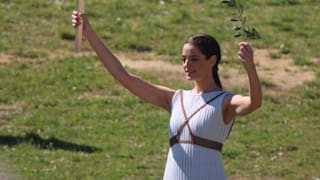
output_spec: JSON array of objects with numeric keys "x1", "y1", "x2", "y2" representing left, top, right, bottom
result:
[{"x1": 209, "y1": 55, "x2": 217, "y2": 67}]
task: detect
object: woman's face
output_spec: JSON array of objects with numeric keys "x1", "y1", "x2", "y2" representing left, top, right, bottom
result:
[{"x1": 182, "y1": 43, "x2": 215, "y2": 81}]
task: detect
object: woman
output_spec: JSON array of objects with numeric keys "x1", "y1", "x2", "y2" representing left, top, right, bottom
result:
[{"x1": 72, "y1": 11, "x2": 262, "y2": 180}]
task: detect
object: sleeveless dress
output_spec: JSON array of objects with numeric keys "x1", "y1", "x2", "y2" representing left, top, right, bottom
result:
[{"x1": 163, "y1": 90, "x2": 234, "y2": 180}]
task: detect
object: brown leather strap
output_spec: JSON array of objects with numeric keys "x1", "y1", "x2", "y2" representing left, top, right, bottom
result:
[
  {"x1": 176, "y1": 91, "x2": 224, "y2": 137},
  {"x1": 170, "y1": 135, "x2": 223, "y2": 152},
  {"x1": 170, "y1": 90, "x2": 225, "y2": 151}
]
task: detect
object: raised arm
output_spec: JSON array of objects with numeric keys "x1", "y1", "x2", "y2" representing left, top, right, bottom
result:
[
  {"x1": 71, "y1": 11, "x2": 175, "y2": 111},
  {"x1": 223, "y1": 42, "x2": 262, "y2": 123}
]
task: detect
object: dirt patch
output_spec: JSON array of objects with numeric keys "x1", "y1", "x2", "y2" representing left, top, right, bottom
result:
[
  {"x1": 0, "y1": 161, "x2": 19, "y2": 180},
  {"x1": 119, "y1": 55, "x2": 182, "y2": 73},
  {"x1": 222, "y1": 49, "x2": 315, "y2": 96},
  {"x1": 1, "y1": 49, "x2": 316, "y2": 96},
  {"x1": 116, "y1": 52, "x2": 185, "y2": 82},
  {"x1": 254, "y1": 49, "x2": 315, "y2": 87},
  {"x1": 115, "y1": 49, "x2": 315, "y2": 96},
  {"x1": 311, "y1": 57, "x2": 320, "y2": 65},
  {"x1": 0, "y1": 53, "x2": 14, "y2": 64}
]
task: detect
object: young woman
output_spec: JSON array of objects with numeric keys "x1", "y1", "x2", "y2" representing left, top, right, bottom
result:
[{"x1": 72, "y1": 11, "x2": 262, "y2": 180}]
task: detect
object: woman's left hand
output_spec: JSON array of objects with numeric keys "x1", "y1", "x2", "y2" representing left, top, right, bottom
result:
[{"x1": 238, "y1": 42, "x2": 254, "y2": 67}]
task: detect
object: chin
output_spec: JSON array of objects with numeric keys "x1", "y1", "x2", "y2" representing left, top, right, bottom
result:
[{"x1": 185, "y1": 75, "x2": 194, "y2": 80}]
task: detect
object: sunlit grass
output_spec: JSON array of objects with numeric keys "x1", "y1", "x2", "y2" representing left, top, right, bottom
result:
[{"x1": 0, "y1": 0, "x2": 319, "y2": 179}]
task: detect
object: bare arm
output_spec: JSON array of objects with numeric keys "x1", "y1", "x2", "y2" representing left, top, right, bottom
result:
[
  {"x1": 72, "y1": 11, "x2": 175, "y2": 111},
  {"x1": 223, "y1": 42, "x2": 262, "y2": 123}
]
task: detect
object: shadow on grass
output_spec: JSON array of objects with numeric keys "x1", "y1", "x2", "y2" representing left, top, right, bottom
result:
[{"x1": 0, "y1": 132, "x2": 100, "y2": 153}]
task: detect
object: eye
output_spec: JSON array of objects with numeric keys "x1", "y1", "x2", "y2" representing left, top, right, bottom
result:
[
  {"x1": 190, "y1": 57, "x2": 199, "y2": 62},
  {"x1": 182, "y1": 56, "x2": 186, "y2": 63}
]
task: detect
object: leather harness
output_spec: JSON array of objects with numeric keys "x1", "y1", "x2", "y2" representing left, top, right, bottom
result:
[{"x1": 169, "y1": 90, "x2": 225, "y2": 152}]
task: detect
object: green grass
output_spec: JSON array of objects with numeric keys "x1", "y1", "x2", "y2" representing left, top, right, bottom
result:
[
  {"x1": 1, "y1": 1, "x2": 319, "y2": 63},
  {"x1": 0, "y1": 0, "x2": 320, "y2": 179},
  {"x1": 0, "y1": 57, "x2": 170, "y2": 179}
]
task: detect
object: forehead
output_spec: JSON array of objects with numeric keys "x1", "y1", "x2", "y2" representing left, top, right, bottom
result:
[{"x1": 182, "y1": 43, "x2": 202, "y2": 56}]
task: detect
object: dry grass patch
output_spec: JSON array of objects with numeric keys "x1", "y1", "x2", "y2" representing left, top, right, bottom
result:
[
  {"x1": 0, "y1": 103, "x2": 23, "y2": 126},
  {"x1": 1, "y1": 48, "x2": 316, "y2": 98},
  {"x1": 116, "y1": 49, "x2": 315, "y2": 97},
  {"x1": 0, "y1": 53, "x2": 14, "y2": 64}
]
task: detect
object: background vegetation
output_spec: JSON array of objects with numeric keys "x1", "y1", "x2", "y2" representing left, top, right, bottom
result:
[{"x1": 0, "y1": 0, "x2": 319, "y2": 179}]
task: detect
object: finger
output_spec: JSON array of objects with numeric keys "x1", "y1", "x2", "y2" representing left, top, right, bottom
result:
[
  {"x1": 72, "y1": 20, "x2": 79, "y2": 26},
  {"x1": 72, "y1": 10, "x2": 79, "y2": 15},
  {"x1": 238, "y1": 55, "x2": 246, "y2": 63},
  {"x1": 72, "y1": 21, "x2": 81, "y2": 28},
  {"x1": 239, "y1": 45, "x2": 246, "y2": 52},
  {"x1": 239, "y1": 41, "x2": 250, "y2": 47},
  {"x1": 72, "y1": 11, "x2": 83, "y2": 21},
  {"x1": 239, "y1": 42, "x2": 252, "y2": 53},
  {"x1": 79, "y1": 13, "x2": 87, "y2": 23},
  {"x1": 238, "y1": 50, "x2": 244, "y2": 58},
  {"x1": 72, "y1": 14, "x2": 78, "y2": 19},
  {"x1": 240, "y1": 46, "x2": 253, "y2": 59},
  {"x1": 244, "y1": 44, "x2": 253, "y2": 54},
  {"x1": 72, "y1": 17, "x2": 78, "y2": 22},
  {"x1": 239, "y1": 47, "x2": 249, "y2": 58},
  {"x1": 239, "y1": 42, "x2": 247, "y2": 49},
  {"x1": 238, "y1": 53, "x2": 250, "y2": 62},
  {"x1": 240, "y1": 46, "x2": 249, "y2": 55},
  {"x1": 239, "y1": 42, "x2": 249, "y2": 49},
  {"x1": 238, "y1": 50, "x2": 250, "y2": 60}
]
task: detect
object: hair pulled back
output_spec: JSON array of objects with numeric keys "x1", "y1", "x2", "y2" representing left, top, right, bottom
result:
[{"x1": 184, "y1": 34, "x2": 223, "y2": 89}]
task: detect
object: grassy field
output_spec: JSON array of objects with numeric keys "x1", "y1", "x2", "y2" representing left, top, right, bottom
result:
[{"x1": 0, "y1": 0, "x2": 319, "y2": 179}]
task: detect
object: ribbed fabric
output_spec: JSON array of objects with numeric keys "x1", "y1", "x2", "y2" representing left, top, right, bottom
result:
[{"x1": 163, "y1": 90, "x2": 234, "y2": 180}]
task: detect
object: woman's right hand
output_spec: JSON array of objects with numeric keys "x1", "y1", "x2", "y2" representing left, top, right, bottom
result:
[
  {"x1": 71, "y1": 11, "x2": 90, "y2": 32},
  {"x1": 71, "y1": 11, "x2": 81, "y2": 28}
]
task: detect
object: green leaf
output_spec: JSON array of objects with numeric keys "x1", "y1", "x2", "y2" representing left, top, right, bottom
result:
[
  {"x1": 221, "y1": 0, "x2": 236, "y2": 8},
  {"x1": 230, "y1": 0, "x2": 237, "y2": 6},
  {"x1": 221, "y1": 0, "x2": 232, "y2": 3},
  {"x1": 222, "y1": 0, "x2": 262, "y2": 40},
  {"x1": 251, "y1": 28, "x2": 261, "y2": 39},
  {"x1": 230, "y1": 18, "x2": 239, "y2": 21},
  {"x1": 234, "y1": 33, "x2": 242, "y2": 38},
  {"x1": 244, "y1": 28, "x2": 261, "y2": 39},
  {"x1": 239, "y1": 6, "x2": 244, "y2": 15},
  {"x1": 233, "y1": 26, "x2": 241, "y2": 31},
  {"x1": 242, "y1": 16, "x2": 247, "y2": 25}
]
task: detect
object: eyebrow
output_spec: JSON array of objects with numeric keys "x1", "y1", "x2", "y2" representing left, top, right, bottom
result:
[{"x1": 182, "y1": 55, "x2": 201, "y2": 58}]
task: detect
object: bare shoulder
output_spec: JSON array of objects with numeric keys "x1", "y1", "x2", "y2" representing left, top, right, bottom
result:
[
  {"x1": 222, "y1": 93, "x2": 235, "y2": 110},
  {"x1": 155, "y1": 85, "x2": 176, "y2": 110},
  {"x1": 156, "y1": 85, "x2": 176, "y2": 96},
  {"x1": 223, "y1": 92, "x2": 260, "y2": 117},
  {"x1": 223, "y1": 94, "x2": 249, "y2": 108},
  {"x1": 156, "y1": 85, "x2": 176, "y2": 92},
  {"x1": 230, "y1": 94, "x2": 249, "y2": 104}
]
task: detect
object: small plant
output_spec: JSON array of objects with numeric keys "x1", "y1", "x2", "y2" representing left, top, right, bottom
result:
[
  {"x1": 222, "y1": 0, "x2": 260, "y2": 40},
  {"x1": 221, "y1": 0, "x2": 261, "y2": 74}
]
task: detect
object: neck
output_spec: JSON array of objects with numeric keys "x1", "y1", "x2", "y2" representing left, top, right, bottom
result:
[{"x1": 192, "y1": 79, "x2": 221, "y2": 94}]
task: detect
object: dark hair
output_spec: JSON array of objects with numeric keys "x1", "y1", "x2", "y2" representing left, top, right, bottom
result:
[{"x1": 184, "y1": 34, "x2": 222, "y2": 89}]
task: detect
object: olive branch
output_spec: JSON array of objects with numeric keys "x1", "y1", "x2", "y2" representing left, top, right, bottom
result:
[
  {"x1": 221, "y1": 0, "x2": 261, "y2": 75},
  {"x1": 222, "y1": 0, "x2": 260, "y2": 40}
]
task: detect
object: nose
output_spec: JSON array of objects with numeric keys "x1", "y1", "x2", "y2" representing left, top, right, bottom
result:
[{"x1": 183, "y1": 58, "x2": 191, "y2": 67}]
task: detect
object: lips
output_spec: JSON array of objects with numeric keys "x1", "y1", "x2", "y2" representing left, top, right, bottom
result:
[{"x1": 185, "y1": 70, "x2": 195, "y2": 76}]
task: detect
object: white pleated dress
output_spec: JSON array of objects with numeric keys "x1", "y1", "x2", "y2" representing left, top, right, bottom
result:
[{"x1": 163, "y1": 90, "x2": 234, "y2": 180}]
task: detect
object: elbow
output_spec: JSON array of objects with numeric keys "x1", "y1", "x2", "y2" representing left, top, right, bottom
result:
[
  {"x1": 255, "y1": 102, "x2": 262, "y2": 110},
  {"x1": 246, "y1": 97, "x2": 262, "y2": 113},
  {"x1": 237, "y1": 100, "x2": 262, "y2": 116},
  {"x1": 251, "y1": 99, "x2": 262, "y2": 111},
  {"x1": 112, "y1": 69, "x2": 130, "y2": 82}
]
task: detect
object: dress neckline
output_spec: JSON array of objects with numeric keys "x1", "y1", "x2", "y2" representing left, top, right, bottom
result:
[{"x1": 184, "y1": 89, "x2": 223, "y2": 96}]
